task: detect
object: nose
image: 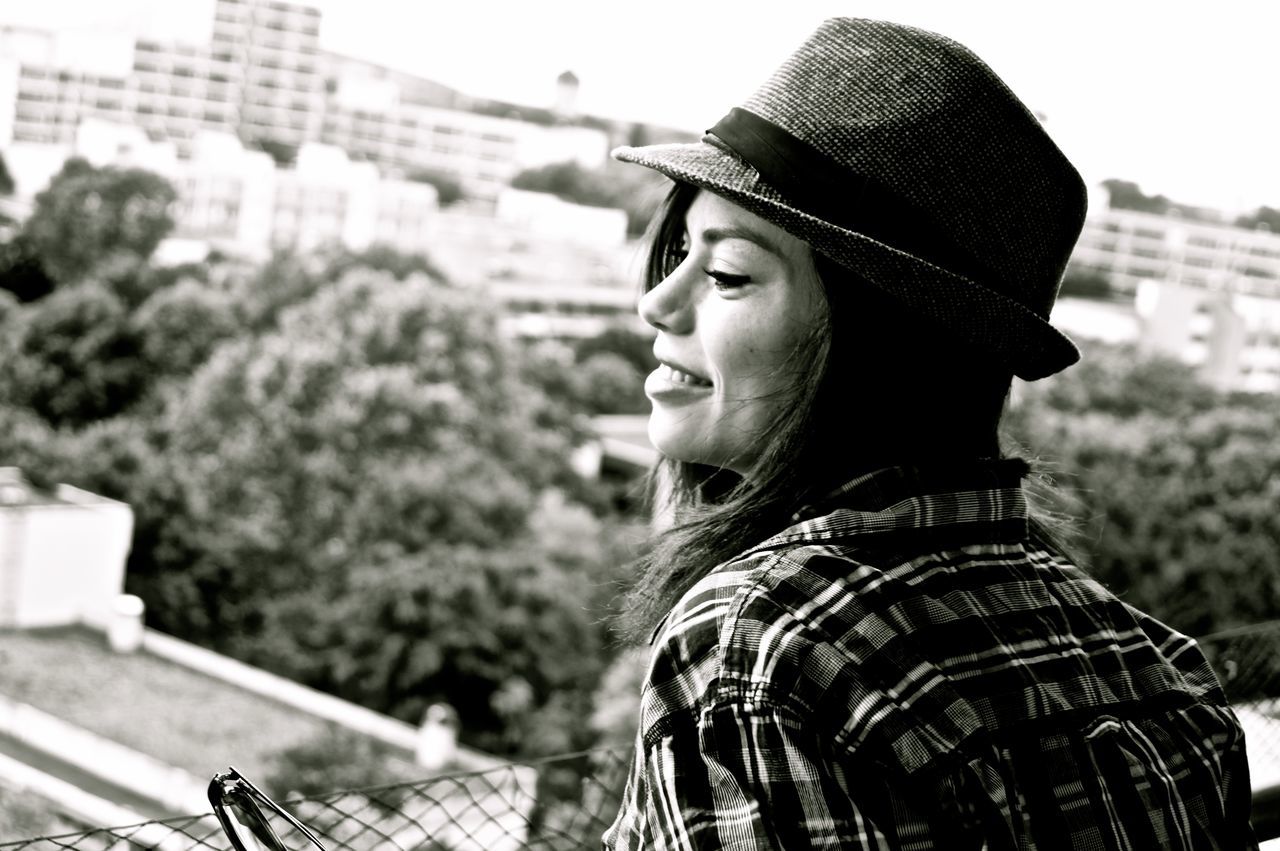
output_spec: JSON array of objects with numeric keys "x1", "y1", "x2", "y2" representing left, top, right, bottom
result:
[{"x1": 638, "y1": 270, "x2": 695, "y2": 334}]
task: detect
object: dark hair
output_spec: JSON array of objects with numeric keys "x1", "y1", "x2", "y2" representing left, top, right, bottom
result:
[{"x1": 616, "y1": 181, "x2": 1016, "y2": 642}]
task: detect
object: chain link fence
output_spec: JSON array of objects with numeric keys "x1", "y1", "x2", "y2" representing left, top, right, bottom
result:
[
  {"x1": 0, "y1": 749, "x2": 630, "y2": 851},
  {"x1": 1198, "y1": 621, "x2": 1280, "y2": 841},
  {"x1": 6, "y1": 624, "x2": 1280, "y2": 849}
]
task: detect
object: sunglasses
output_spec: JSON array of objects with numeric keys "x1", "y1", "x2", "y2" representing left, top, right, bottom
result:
[{"x1": 208, "y1": 767, "x2": 327, "y2": 851}]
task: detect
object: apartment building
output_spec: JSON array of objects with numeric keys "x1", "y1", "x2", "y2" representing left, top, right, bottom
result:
[
  {"x1": 212, "y1": 0, "x2": 325, "y2": 149},
  {"x1": 1, "y1": 0, "x2": 609, "y2": 201},
  {"x1": 1065, "y1": 188, "x2": 1280, "y2": 393},
  {"x1": 0, "y1": 27, "x2": 136, "y2": 147},
  {"x1": 1071, "y1": 189, "x2": 1280, "y2": 299},
  {"x1": 2, "y1": 0, "x2": 325, "y2": 157},
  {"x1": 319, "y1": 68, "x2": 608, "y2": 200}
]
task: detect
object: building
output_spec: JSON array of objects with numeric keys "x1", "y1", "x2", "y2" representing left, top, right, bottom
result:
[
  {"x1": 7, "y1": 117, "x2": 440, "y2": 260},
  {"x1": 0, "y1": 468, "x2": 134, "y2": 631},
  {"x1": 1064, "y1": 186, "x2": 1280, "y2": 393},
  {"x1": 318, "y1": 62, "x2": 609, "y2": 200},
  {"x1": 1071, "y1": 187, "x2": 1280, "y2": 300},
  {"x1": 1135, "y1": 279, "x2": 1280, "y2": 394},
  {"x1": 0, "y1": 470, "x2": 521, "y2": 846},
  {"x1": 1, "y1": 0, "x2": 325, "y2": 158},
  {"x1": 210, "y1": 0, "x2": 325, "y2": 150},
  {"x1": 0, "y1": 26, "x2": 136, "y2": 148},
  {"x1": 0, "y1": 0, "x2": 613, "y2": 203}
]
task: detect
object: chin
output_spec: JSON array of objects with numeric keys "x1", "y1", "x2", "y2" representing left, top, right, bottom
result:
[
  {"x1": 647, "y1": 410, "x2": 705, "y2": 466},
  {"x1": 647, "y1": 412, "x2": 747, "y2": 472}
]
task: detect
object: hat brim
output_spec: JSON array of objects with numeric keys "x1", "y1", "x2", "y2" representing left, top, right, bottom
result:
[{"x1": 614, "y1": 140, "x2": 1079, "y2": 381}]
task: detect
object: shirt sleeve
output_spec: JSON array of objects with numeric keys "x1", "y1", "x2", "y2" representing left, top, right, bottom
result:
[{"x1": 611, "y1": 697, "x2": 892, "y2": 850}]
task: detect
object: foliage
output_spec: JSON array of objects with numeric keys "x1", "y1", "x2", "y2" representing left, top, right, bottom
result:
[
  {"x1": 1058, "y1": 267, "x2": 1113, "y2": 301},
  {"x1": 234, "y1": 492, "x2": 640, "y2": 757},
  {"x1": 0, "y1": 174, "x2": 643, "y2": 763},
  {"x1": 510, "y1": 160, "x2": 667, "y2": 236},
  {"x1": 323, "y1": 243, "x2": 452, "y2": 287},
  {"x1": 140, "y1": 271, "x2": 557, "y2": 630},
  {"x1": 1100, "y1": 178, "x2": 1173, "y2": 215},
  {"x1": 21, "y1": 157, "x2": 176, "y2": 285},
  {"x1": 230, "y1": 246, "x2": 450, "y2": 335},
  {"x1": 517, "y1": 325, "x2": 656, "y2": 418},
  {"x1": 0, "y1": 288, "x2": 18, "y2": 327},
  {"x1": 406, "y1": 167, "x2": 465, "y2": 207},
  {"x1": 590, "y1": 646, "x2": 648, "y2": 747},
  {"x1": 264, "y1": 724, "x2": 415, "y2": 800},
  {"x1": 0, "y1": 150, "x2": 14, "y2": 196},
  {"x1": 0, "y1": 784, "x2": 75, "y2": 842},
  {"x1": 1006, "y1": 343, "x2": 1280, "y2": 636},
  {"x1": 1235, "y1": 206, "x2": 1280, "y2": 233},
  {"x1": 1, "y1": 281, "x2": 150, "y2": 427},
  {"x1": 573, "y1": 353, "x2": 649, "y2": 415},
  {"x1": 572, "y1": 324, "x2": 656, "y2": 377},
  {"x1": 133, "y1": 278, "x2": 242, "y2": 380},
  {"x1": 254, "y1": 139, "x2": 299, "y2": 167},
  {"x1": 1098, "y1": 178, "x2": 1219, "y2": 223},
  {"x1": 0, "y1": 233, "x2": 56, "y2": 302}
]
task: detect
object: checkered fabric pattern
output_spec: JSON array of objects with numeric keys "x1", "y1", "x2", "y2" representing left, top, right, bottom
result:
[{"x1": 603, "y1": 459, "x2": 1257, "y2": 850}]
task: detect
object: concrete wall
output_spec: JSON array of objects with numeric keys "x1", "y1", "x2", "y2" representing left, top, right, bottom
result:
[{"x1": 0, "y1": 489, "x2": 134, "y2": 630}]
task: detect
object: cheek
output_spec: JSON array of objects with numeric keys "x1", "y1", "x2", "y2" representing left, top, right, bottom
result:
[{"x1": 713, "y1": 319, "x2": 812, "y2": 399}]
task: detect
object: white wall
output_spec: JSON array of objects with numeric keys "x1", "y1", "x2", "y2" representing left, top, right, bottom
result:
[
  {"x1": 0, "y1": 490, "x2": 134, "y2": 630},
  {"x1": 495, "y1": 188, "x2": 626, "y2": 248}
]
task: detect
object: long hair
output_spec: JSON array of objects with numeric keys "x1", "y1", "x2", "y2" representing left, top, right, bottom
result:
[{"x1": 616, "y1": 181, "x2": 1017, "y2": 643}]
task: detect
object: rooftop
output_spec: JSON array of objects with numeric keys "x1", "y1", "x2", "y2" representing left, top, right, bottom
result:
[{"x1": 0, "y1": 626, "x2": 412, "y2": 783}]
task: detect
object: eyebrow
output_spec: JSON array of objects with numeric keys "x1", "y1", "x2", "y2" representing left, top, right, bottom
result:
[{"x1": 697, "y1": 225, "x2": 787, "y2": 259}]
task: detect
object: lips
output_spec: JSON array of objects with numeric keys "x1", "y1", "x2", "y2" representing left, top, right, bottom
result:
[
  {"x1": 645, "y1": 360, "x2": 714, "y2": 401},
  {"x1": 656, "y1": 362, "x2": 713, "y2": 387}
]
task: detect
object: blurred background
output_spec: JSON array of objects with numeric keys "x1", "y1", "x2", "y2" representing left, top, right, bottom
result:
[{"x1": 0, "y1": 1, "x2": 1278, "y2": 848}]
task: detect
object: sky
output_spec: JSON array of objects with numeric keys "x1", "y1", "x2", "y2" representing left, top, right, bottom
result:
[{"x1": 4, "y1": 0, "x2": 1278, "y2": 213}]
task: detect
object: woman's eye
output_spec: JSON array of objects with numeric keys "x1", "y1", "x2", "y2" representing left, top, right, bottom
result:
[{"x1": 704, "y1": 268, "x2": 752, "y2": 289}]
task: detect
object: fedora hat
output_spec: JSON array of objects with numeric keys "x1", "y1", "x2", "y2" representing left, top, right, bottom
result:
[{"x1": 614, "y1": 17, "x2": 1088, "y2": 380}]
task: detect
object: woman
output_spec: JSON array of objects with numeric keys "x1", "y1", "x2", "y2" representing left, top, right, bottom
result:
[{"x1": 603, "y1": 18, "x2": 1256, "y2": 851}]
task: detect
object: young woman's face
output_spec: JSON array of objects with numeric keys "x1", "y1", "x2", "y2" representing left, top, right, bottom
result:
[{"x1": 638, "y1": 190, "x2": 827, "y2": 474}]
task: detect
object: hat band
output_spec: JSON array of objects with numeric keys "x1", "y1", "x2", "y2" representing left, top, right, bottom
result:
[{"x1": 705, "y1": 107, "x2": 978, "y2": 281}]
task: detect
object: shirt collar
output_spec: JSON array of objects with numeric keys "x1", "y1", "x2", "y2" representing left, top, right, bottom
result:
[{"x1": 741, "y1": 457, "x2": 1032, "y2": 558}]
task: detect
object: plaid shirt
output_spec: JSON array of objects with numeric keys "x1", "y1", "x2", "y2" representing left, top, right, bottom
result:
[{"x1": 603, "y1": 459, "x2": 1256, "y2": 850}]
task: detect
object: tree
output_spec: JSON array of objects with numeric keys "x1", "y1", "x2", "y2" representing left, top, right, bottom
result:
[
  {"x1": 572, "y1": 324, "x2": 656, "y2": 377},
  {"x1": 572, "y1": 353, "x2": 649, "y2": 415},
  {"x1": 406, "y1": 168, "x2": 465, "y2": 207},
  {"x1": 0, "y1": 234, "x2": 56, "y2": 302},
  {"x1": 1100, "y1": 178, "x2": 1170, "y2": 215},
  {"x1": 1005, "y1": 343, "x2": 1280, "y2": 636},
  {"x1": 254, "y1": 139, "x2": 298, "y2": 168},
  {"x1": 511, "y1": 160, "x2": 667, "y2": 236},
  {"x1": 144, "y1": 269, "x2": 581, "y2": 639},
  {"x1": 1, "y1": 281, "x2": 149, "y2": 427},
  {"x1": 21, "y1": 158, "x2": 176, "y2": 285},
  {"x1": 117, "y1": 269, "x2": 639, "y2": 757},
  {"x1": 133, "y1": 278, "x2": 241, "y2": 380},
  {"x1": 1235, "y1": 206, "x2": 1280, "y2": 233},
  {"x1": 323, "y1": 243, "x2": 450, "y2": 287},
  {"x1": 1057, "y1": 267, "x2": 1113, "y2": 301},
  {"x1": 0, "y1": 150, "x2": 14, "y2": 196},
  {"x1": 263, "y1": 724, "x2": 416, "y2": 800}
]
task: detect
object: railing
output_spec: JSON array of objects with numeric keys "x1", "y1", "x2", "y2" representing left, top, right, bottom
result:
[
  {"x1": 7, "y1": 623, "x2": 1280, "y2": 849},
  {"x1": 0, "y1": 749, "x2": 630, "y2": 851}
]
